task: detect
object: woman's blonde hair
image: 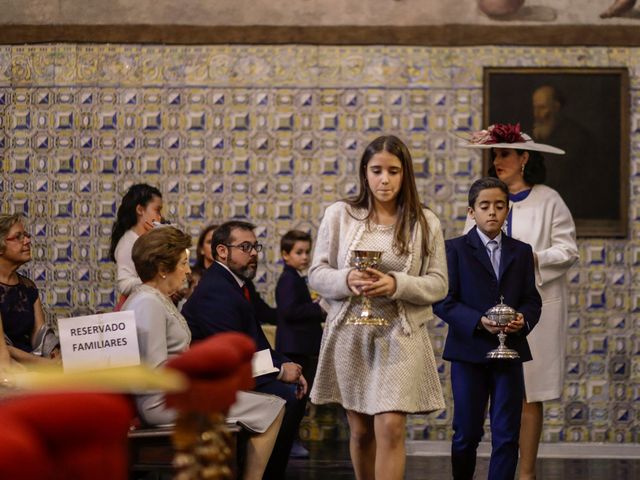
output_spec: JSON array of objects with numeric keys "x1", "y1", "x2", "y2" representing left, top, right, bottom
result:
[
  {"x1": 131, "y1": 226, "x2": 192, "y2": 282},
  {"x1": 0, "y1": 213, "x2": 26, "y2": 255}
]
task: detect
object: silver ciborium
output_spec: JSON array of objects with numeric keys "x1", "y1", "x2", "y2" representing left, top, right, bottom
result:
[
  {"x1": 346, "y1": 250, "x2": 388, "y2": 326},
  {"x1": 485, "y1": 297, "x2": 519, "y2": 360}
]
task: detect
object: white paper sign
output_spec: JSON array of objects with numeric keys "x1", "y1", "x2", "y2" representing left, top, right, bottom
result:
[
  {"x1": 251, "y1": 349, "x2": 280, "y2": 377},
  {"x1": 58, "y1": 311, "x2": 140, "y2": 372}
]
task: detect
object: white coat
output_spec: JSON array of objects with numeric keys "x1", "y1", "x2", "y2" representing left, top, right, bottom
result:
[{"x1": 465, "y1": 184, "x2": 578, "y2": 402}]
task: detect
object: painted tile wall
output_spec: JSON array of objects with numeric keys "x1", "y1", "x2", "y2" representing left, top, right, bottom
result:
[{"x1": 1, "y1": 44, "x2": 639, "y2": 442}]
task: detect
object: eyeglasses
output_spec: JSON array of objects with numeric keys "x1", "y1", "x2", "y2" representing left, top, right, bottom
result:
[
  {"x1": 5, "y1": 231, "x2": 32, "y2": 242},
  {"x1": 225, "y1": 242, "x2": 263, "y2": 253}
]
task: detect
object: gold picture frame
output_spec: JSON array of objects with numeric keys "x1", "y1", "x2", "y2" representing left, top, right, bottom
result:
[{"x1": 483, "y1": 67, "x2": 630, "y2": 238}]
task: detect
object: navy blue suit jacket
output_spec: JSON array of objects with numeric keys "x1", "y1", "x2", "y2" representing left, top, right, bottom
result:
[
  {"x1": 275, "y1": 265, "x2": 325, "y2": 355},
  {"x1": 182, "y1": 261, "x2": 286, "y2": 387},
  {"x1": 433, "y1": 227, "x2": 542, "y2": 364}
]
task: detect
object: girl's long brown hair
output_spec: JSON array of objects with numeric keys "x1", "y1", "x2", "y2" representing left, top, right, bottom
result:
[{"x1": 347, "y1": 135, "x2": 430, "y2": 257}]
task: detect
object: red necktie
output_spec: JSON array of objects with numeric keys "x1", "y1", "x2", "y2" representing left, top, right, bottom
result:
[{"x1": 242, "y1": 284, "x2": 251, "y2": 302}]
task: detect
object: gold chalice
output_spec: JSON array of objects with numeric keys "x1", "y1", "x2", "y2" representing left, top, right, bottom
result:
[
  {"x1": 346, "y1": 250, "x2": 388, "y2": 326},
  {"x1": 485, "y1": 297, "x2": 520, "y2": 360}
]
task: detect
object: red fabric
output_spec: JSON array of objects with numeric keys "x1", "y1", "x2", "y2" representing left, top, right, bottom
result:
[
  {"x1": 0, "y1": 393, "x2": 133, "y2": 480},
  {"x1": 113, "y1": 294, "x2": 128, "y2": 312},
  {"x1": 165, "y1": 332, "x2": 255, "y2": 412},
  {"x1": 242, "y1": 284, "x2": 251, "y2": 301},
  {"x1": 166, "y1": 367, "x2": 252, "y2": 413},
  {"x1": 167, "y1": 332, "x2": 255, "y2": 380},
  {"x1": 0, "y1": 416, "x2": 53, "y2": 479}
]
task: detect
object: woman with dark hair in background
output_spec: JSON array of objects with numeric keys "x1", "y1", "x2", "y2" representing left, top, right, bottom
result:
[
  {"x1": 464, "y1": 123, "x2": 578, "y2": 480},
  {"x1": 109, "y1": 183, "x2": 163, "y2": 307},
  {"x1": 194, "y1": 224, "x2": 217, "y2": 273},
  {"x1": 175, "y1": 223, "x2": 218, "y2": 307},
  {"x1": 309, "y1": 135, "x2": 448, "y2": 480}
]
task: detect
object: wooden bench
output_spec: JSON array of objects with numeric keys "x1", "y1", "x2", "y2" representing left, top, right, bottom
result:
[{"x1": 128, "y1": 426, "x2": 174, "y2": 478}]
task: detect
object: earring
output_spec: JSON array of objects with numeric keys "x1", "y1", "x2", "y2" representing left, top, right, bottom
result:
[
  {"x1": 521, "y1": 163, "x2": 525, "y2": 175},
  {"x1": 161, "y1": 274, "x2": 167, "y2": 279}
]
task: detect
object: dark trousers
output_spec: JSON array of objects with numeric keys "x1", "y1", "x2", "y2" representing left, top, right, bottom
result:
[
  {"x1": 450, "y1": 360, "x2": 524, "y2": 480},
  {"x1": 255, "y1": 379, "x2": 306, "y2": 480},
  {"x1": 285, "y1": 353, "x2": 318, "y2": 393},
  {"x1": 284, "y1": 353, "x2": 318, "y2": 443}
]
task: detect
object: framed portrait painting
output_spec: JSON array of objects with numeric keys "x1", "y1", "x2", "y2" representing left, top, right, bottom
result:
[{"x1": 483, "y1": 67, "x2": 629, "y2": 237}]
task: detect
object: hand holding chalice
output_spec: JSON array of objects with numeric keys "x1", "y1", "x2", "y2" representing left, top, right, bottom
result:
[
  {"x1": 484, "y1": 297, "x2": 522, "y2": 360},
  {"x1": 346, "y1": 250, "x2": 389, "y2": 326}
]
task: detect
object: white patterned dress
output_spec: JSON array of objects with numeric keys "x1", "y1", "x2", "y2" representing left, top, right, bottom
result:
[{"x1": 311, "y1": 224, "x2": 443, "y2": 415}]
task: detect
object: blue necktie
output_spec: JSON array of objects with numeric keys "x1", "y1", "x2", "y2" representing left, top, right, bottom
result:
[{"x1": 487, "y1": 240, "x2": 500, "y2": 279}]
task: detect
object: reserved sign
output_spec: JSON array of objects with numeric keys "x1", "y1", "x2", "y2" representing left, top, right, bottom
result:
[{"x1": 58, "y1": 311, "x2": 140, "y2": 372}]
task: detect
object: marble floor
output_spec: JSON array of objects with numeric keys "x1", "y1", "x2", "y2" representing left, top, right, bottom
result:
[{"x1": 286, "y1": 442, "x2": 640, "y2": 480}]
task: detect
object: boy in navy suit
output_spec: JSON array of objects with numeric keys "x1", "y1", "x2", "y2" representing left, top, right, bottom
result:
[
  {"x1": 434, "y1": 177, "x2": 542, "y2": 480},
  {"x1": 275, "y1": 230, "x2": 326, "y2": 458}
]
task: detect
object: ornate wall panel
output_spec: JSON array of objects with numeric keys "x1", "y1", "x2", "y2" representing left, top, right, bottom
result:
[{"x1": 1, "y1": 44, "x2": 638, "y2": 443}]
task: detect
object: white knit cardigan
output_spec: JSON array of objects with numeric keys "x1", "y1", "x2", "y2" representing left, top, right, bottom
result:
[{"x1": 309, "y1": 201, "x2": 448, "y2": 335}]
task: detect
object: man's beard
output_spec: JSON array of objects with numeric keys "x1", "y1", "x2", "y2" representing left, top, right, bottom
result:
[
  {"x1": 228, "y1": 258, "x2": 257, "y2": 280},
  {"x1": 532, "y1": 119, "x2": 555, "y2": 141}
]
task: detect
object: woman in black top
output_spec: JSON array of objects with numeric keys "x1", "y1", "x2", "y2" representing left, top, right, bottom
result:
[{"x1": 0, "y1": 213, "x2": 57, "y2": 366}]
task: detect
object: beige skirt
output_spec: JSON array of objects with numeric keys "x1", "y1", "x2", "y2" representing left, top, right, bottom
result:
[
  {"x1": 227, "y1": 391, "x2": 286, "y2": 433},
  {"x1": 137, "y1": 390, "x2": 285, "y2": 433}
]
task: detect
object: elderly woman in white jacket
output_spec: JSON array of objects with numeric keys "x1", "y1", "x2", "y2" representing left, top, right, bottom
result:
[{"x1": 464, "y1": 123, "x2": 578, "y2": 480}]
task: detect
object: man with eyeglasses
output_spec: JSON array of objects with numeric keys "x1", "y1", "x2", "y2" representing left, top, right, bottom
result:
[{"x1": 183, "y1": 220, "x2": 308, "y2": 479}]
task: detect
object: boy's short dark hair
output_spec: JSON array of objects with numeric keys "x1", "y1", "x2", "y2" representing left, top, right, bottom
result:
[
  {"x1": 281, "y1": 230, "x2": 312, "y2": 254},
  {"x1": 468, "y1": 177, "x2": 509, "y2": 208},
  {"x1": 211, "y1": 220, "x2": 256, "y2": 260}
]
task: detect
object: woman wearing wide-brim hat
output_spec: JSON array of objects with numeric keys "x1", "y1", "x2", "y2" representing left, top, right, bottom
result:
[{"x1": 463, "y1": 123, "x2": 579, "y2": 480}]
